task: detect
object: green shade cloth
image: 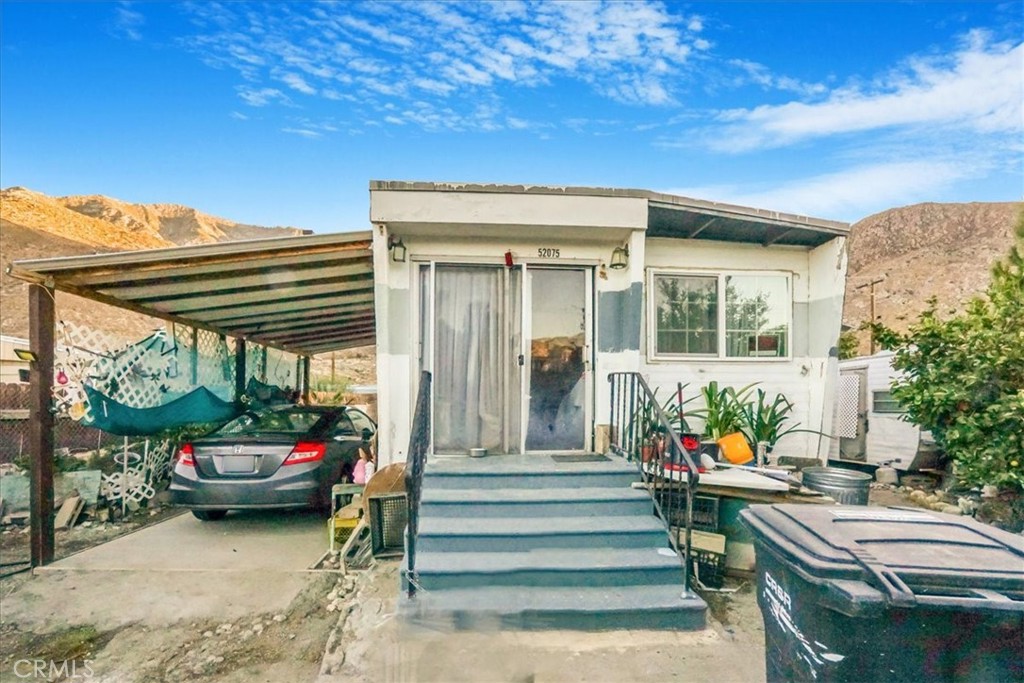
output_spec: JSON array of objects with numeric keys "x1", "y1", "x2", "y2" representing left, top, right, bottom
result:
[{"x1": 83, "y1": 385, "x2": 240, "y2": 436}]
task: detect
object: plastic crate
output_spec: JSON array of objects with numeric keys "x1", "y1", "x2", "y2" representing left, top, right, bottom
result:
[
  {"x1": 656, "y1": 492, "x2": 719, "y2": 533},
  {"x1": 329, "y1": 515, "x2": 360, "y2": 546},
  {"x1": 690, "y1": 548, "x2": 726, "y2": 588},
  {"x1": 368, "y1": 493, "x2": 408, "y2": 557}
]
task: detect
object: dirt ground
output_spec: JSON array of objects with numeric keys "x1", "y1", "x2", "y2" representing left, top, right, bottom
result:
[
  {"x1": 2, "y1": 472, "x2": 1011, "y2": 683},
  {"x1": 0, "y1": 555, "x2": 767, "y2": 683}
]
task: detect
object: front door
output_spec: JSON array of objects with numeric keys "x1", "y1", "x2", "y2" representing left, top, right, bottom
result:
[
  {"x1": 524, "y1": 267, "x2": 591, "y2": 452},
  {"x1": 425, "y1": 263, "x2": 591, "y2": 455}
]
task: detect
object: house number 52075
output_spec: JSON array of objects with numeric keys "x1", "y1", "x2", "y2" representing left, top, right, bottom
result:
[{"x1": 537, "y1": 248, "x2": 560, "y2": 258}]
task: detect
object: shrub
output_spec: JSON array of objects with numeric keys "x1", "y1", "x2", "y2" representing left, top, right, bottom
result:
[{"x1": 869, "y1": 213, "x2": 1024, "y2": 490}]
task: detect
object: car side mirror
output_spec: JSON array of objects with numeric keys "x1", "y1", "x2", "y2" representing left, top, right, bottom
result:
[{"x1": 361, "y1": 427, "x2": 374, "y2": 441}]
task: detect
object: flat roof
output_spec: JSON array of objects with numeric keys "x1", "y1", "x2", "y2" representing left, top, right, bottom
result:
[
  {"x1": 370, "y1": 180, "x2": 850, "y2": 247},
  {"x1": 9, "y1": 232, "x2": 374, "y2": 356}
]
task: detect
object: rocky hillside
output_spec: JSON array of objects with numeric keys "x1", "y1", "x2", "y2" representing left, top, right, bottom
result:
[
  {"x1": 57, "y1": 193, "x2": 309, "y2": 245},
  {"x1": 0, "y1": 187, "x2": 307, "y2": 345},
  {"x1": 843, "y1": 201, "x2": 1022, "y2": 355}
]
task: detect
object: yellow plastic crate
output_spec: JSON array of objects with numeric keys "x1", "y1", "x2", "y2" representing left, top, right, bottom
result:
[{"x1": 329, "y1": 515, "x2": 360, "y2": 546}]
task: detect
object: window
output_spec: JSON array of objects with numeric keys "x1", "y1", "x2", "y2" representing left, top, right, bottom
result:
[
  {"x1": 346, "y1": 409, "x2": 375, "y2": 435},
  {"x1": 650, "y1": 271, "x2": 791, "y2": 360},
  {"x1": 873, "y1": 391, "x2": 903, "y2": 414},
  {"x1": 654, "y1": 275, "x2": 718, "y2": 355}
]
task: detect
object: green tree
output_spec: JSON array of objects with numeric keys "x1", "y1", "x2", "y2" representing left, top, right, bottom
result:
[
  {"x1": 869, "y1": 212, "x2": 1024, "y2": 490},
  {"x1": 837, "y1": 330, "x2": 860, "y2": 360}
]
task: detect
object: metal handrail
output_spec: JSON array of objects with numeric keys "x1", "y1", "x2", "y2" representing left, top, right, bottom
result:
[
  {"x1": 608, "y1": 372, "x2": 700, "y2": 594},
  {"x1": 404, "y1": 370, "x2": 432, "y2": 598}
]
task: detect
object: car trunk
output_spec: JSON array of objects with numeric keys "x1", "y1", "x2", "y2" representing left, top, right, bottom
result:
[{"x1": 192, "y1": 435, "x2": 301, "y2": 479}]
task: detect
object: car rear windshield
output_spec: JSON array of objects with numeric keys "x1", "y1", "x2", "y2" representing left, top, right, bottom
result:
[{"x1": 215, "y1": 409, "x2": 329, "y2": 436}]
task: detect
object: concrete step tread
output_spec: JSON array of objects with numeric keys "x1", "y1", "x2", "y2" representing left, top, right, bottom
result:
[
  {"x1": 426, "y1": 456, "x2": 635, "y2": 477},
  {"x1": 421, "y1": 487, "x2": 652, "y2": 504},
  {"x1": 417, "y1": 515, "x2": 665, "y2": 536},
  {"x1": 415, "y1": 547, "x2": 681, "y2": 574},
  {"x1": 405, "y1": 584, "x2": 705, "y2": 615}
]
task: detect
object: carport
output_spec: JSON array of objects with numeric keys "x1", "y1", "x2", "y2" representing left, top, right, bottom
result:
[{"x1": 7, "y1": 231, "x2": 377, "y2": 566}]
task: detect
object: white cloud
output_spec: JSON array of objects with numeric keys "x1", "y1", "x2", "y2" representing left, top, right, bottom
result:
[
  {"x1": 278, "y1": 72, "x2": 317, "y2": 95},
  {"x1": 281, "y1": 127, "x2": 321, "y2": 138},
  {"x1": 663, "y1": 159, "x2": 975, "y2": 220},
  {"x1": 182, "y1": 0, "x2": 707, "y2": 127},
  {"x1": 113, "y1": 2, "x2": 144, "y2": 41},
  {"x1": 709, "y1": 34, "x2": 1023, "y2": 152},
  {"x1": 237, "y1": 86, "x2": 290, "y2": 107},
  {"x1": 230, "y1": 111, "x2": 249, "y2": 120}
]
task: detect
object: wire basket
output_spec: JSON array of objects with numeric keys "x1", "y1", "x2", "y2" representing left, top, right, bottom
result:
[{"x1": 369, "y1": 493, "x2": 408, "y2": 557}]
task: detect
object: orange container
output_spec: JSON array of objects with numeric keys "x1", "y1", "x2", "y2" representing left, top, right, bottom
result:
[{"x1": 718, "y1": 432, "x2": 754, "y2": 465}]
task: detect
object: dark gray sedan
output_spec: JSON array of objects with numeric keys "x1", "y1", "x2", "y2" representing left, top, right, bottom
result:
[{"x1": 169, "y1": 405, "x2": 375, "y2": 520}]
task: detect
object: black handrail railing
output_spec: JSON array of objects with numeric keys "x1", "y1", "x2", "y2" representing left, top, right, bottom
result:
[
  {"x1": 608, "y1": 372, "x2": 699, "y2": 594},
  {"x1": 404, "y1": 370, "x2": 432, "y2": 598}
]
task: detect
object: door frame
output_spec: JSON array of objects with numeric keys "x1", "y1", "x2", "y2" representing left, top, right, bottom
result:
[
  {"x1": 521, "y1": 264, "x2": 594, "y2": 454},
  {"x1": 414, "y1": 258, "x2": 597, "y2": 456}
]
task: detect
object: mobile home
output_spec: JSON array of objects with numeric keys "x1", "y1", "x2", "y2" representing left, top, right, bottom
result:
[{"x1": 369, "y1": 182, "x2": 849, "y2": 465}]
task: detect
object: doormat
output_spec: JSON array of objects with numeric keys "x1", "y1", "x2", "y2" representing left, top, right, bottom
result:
[{"x1": 551, "y1": 454, "x2": 610, "y2": 463}]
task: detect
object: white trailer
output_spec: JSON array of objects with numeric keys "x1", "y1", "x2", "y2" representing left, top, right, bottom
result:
[{"x1": 832, "y1": 351, "x2": 939, "y2": 471}]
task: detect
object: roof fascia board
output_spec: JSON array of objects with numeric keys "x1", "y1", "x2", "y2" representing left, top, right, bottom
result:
[{"x1": 9, "y1": 231, "x2": 372, "y2": 277}]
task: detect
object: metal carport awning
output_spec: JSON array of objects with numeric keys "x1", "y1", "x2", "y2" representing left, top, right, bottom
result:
[{"x1": 8, "y1": 231, "x2": 376, "y2": 355}]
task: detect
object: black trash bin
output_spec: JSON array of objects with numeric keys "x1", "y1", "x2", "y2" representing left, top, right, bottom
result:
[{"x1": 740, "y1": 505, "x2": 1024, "y2": 683}]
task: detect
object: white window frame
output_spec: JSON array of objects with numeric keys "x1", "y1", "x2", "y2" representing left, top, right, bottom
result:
[{"x1": 647, "y1": 269, "x2": 793, "y2": 362}]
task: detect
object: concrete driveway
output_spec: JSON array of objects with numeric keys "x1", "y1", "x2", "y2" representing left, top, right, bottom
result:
[{"x1": 4, "y1": 508, "x2": 331, "y2": 631}]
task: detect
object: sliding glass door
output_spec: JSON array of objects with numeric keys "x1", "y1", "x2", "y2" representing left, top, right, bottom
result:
[{"x1": 424, "y1": 263, "x2": 589, "y2": 455}]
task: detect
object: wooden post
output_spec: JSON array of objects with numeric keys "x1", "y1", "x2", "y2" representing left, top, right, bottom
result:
[
  {"x1": 301, "y1": 356, "x2": 311, "y2": 404},
  {"x1": 235, "y1": 338, "x2": 246, "y2": 404},
  {"x1": 190, "y1": 327, "x2": 198, "y2": 386},
  {"x1": 28, "y1": 283, "x2": 55, "y2": 567},
  {"x1": 261, "y1": 346, "x2": 268, "y2": 382}
]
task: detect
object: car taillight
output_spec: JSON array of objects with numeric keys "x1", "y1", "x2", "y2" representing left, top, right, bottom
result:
[
  {"x1": 283, "y1": 441, "x2": 326, "y2": 465},
  {"x1": 177, "y1": 443, "x2": 195, "y2": 467}
]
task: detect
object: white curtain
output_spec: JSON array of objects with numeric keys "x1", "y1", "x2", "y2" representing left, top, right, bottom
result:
[{"x1": 434, "y1": 267, "x2": 503, "y2": 453}]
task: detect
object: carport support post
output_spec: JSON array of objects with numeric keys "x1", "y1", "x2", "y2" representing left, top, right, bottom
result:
[
  {"x1": 301, "y1": 356, "x2": 311, "y2": 404},
  {"x1": 28, "y1": 283, "x2": 56, "y2": 567},
  {"x1": 234, "y1": 338, "x2": 246, "y2": 405}
]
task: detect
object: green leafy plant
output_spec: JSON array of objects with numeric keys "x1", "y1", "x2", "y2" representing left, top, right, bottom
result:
[
  {"x1": 691, "y1": 381, "x2": 756, "y2": 440},
  {"x1": 838, "y1": 330, "x2": 860, "y2": 360},
  {"x1": 867, "y1": 212, "x2": 1024, "y2": 491},
  {"x1": 739, "y1": 388, "x2": 823, "y2": 451}
]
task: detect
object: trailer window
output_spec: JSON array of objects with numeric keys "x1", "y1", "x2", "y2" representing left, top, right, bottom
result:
[{"x1": 872, "y1": 391, "x2": 903, "y2": 414}]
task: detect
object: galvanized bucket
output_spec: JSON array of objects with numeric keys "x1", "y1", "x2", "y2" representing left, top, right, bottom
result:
[{"x1": 802, "y1": 466, "x2": 872, "y2": 505}]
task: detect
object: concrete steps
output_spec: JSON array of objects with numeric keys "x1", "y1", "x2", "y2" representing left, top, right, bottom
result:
[
  {"x1": 421, "y1": 486, "x2": 654, "y2": 518},
  {"x1": 402, "y1": 453, "x2": 707, "y2": 631}
]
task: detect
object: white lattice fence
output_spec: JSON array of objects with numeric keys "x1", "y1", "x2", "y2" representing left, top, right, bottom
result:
[{"x1": 836, "y1": 374, "x2": 861, "y2": 439}]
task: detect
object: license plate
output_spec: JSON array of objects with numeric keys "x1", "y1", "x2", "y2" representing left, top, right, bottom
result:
[{"x1": 220, "y1": 455, "x2": 256, "y2": 473}]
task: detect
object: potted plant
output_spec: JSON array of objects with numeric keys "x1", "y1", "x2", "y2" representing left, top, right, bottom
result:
[
  {"x1": 690, "y1": 381, "x2": 756, "y2": 461},
  {"x1": 738, "y1": 388, "x2": 825, "y2": 463}
]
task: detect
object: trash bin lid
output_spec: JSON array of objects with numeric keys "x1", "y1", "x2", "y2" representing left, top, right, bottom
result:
[{"x1": 741, "y1": 505, "x2": 1024, "y2": 610}]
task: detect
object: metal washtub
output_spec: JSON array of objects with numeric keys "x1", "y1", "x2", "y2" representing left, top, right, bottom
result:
[{"x1": 801, "y1": 466, "x2": 872, "y2": 505}]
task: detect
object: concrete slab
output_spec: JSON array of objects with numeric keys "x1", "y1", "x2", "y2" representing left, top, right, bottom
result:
[
  {"x1": 49, "y1": 508, "x2": 326, "y2": 571},
  {"x1": 2, "y1": 509, "x2": 331, "y2": 632}
]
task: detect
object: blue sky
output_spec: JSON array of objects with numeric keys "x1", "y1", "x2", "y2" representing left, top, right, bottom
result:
[{"x1": 2, "y1": 1, "x2": 1021, "y2": 233}]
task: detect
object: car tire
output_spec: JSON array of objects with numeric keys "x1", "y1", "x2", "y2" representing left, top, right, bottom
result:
[{"x1": 192, "y1": 510, "x2": 228, "y2": 521}]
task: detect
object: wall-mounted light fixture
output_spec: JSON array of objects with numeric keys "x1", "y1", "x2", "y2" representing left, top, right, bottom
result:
[
  {"x1": 13, "y1": 348, "x2": 37, "y2": 362},
  {"x1": 609, "y1": 245, "x2": 629, "y2": 270},
  {"x1": 389, "y1": 236, "x2": 407, "y2": 262}
]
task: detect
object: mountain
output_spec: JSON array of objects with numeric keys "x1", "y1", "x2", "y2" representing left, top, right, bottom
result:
[
  {"x1": 0, "y1": 187, "x2": 308, "y2": 343},
  {"x1": 843, "y1": 201, "x2": 1022, "y2": 356},
  {"x1": 57, "y1": 193, "x2": 309, "y2": 245}
]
